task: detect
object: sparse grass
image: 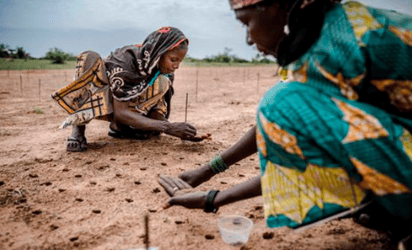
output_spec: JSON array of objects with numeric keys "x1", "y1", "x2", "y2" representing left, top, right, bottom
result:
[
  {"x1": 0, "y1": 58, "x2": 76, "y2": 70},
  {"x1": 0, "y1": 131, "x2": 11, "y2": 136},
  {"x1": 34, "y1": 107, "x2": 44, "y2": 114}
]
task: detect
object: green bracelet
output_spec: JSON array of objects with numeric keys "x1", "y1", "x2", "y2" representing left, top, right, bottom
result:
[{"x1": 209, "y1": 154, "x2": 228, "y2": 173}]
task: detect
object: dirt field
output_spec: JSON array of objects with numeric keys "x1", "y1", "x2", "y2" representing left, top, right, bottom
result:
[{"x1": 0, "y1": 66, "x2": 397, "y2": 250}]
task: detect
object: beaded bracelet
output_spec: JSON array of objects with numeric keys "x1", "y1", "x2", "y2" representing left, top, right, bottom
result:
[{"x1": 209, "y1": 154, "x2": 228, "y2": 173}]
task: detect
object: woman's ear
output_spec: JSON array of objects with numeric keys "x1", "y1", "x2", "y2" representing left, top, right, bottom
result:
[{"x1": 300, "y1": 0, "x2": 316, "y2": 9}]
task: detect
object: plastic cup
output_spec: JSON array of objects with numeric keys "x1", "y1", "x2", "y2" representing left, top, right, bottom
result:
[{"x1": 218, "y1": 215, "x2": 254, "y2": 246}]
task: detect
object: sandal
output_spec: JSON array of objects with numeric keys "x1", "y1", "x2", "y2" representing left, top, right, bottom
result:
[{"x1": 66, "y1": 137, "x2": 87, "y2": 152}]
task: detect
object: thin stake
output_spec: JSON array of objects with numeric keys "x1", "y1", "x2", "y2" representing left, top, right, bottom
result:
[
  {"x1": 7, "y1": 69, "x2": 9, "y2": 78},
  {"x1": 195, "y1": 67, "x2": 199, "y2": 102},
  {"x1": 39, "y1": 79, "x2": 41, "y2": 102},
  {"x1": 144, "y1": 214, "x2": 149, "y2": 250},
  {"x1": 65, "y1": 71, "x2": 67, "y2": 82},
  {"x1": 185, "y1": 93, "x2": 188, "y2": 123},
  {"x1": 20, "y1": 75, "x2": 23, "y2": 95}
]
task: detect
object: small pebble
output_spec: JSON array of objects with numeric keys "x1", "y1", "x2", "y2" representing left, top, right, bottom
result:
[
  {"x1": 32, "y1": 210, "x2": 42, "y2": 215},
  {"x1": 92, "y1": 209, "x2": 101, "y2": 214},
  {"x1": 58, "y1": 189, "x2": 66, "y2": 192},
  {"x1": 262, "y1": 232, "x2": 274, "y2": 239},
  {"x1": 125, "y1": 198, "x2": 133, "y2": 203},
  {"x1": 74, "y1": 175, "x2": 82, "y2": 178},
  {"x1": 161, "y1": 162, "x2": 167, "y2": 166},
  {"x1": 134, "y1": 181, "x2": 141, "y2": 185},
  {"x1": 205, "y1": 234, "x2": 215, "y2": 240},
  {"x1": 29, "y1": 174, "x2": 38, "y2": 178},
  {"x1": 69, "y1": 237, "x2": 79, "y2": 242}
]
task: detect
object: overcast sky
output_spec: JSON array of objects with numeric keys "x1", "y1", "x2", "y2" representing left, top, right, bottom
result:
[{"x1": 1, "y1": 0, "x2": 411, "y2": 60}]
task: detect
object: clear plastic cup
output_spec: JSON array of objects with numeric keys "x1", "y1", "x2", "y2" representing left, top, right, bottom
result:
[{"x1": 218, "y1": 215, "x2": 254, "y2": 246}]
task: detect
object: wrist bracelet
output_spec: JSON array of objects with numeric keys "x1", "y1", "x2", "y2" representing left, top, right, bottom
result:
[
  {"x1": 209, "y1": 154, "x2": 228, "y2": 173},
  {"x1": 204, "y1": 190, "x2": 220, "y2": 213}
]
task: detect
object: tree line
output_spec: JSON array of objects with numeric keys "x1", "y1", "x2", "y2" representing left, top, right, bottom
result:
[
  {"x1": 1, "y1": 43, "x2": 76, "y2": 64},
  {"x1": 1, "y1": 44, "x2": 274, "y2": 65}
]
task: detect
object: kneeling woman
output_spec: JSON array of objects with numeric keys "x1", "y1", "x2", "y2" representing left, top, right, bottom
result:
[{"x1": 52, "y1": 27, "x2": 206, "y2": 152}]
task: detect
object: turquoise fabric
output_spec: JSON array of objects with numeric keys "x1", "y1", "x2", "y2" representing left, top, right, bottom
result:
[{"x1": 257, "y1": 2, "x2": 412, "y2": 229}]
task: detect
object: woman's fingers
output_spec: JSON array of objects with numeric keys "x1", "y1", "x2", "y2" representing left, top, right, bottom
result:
[
  {"x1": 176, "y1": 178, "x2": 192, "y2": 189},
  {"x1": 187, "y1": 133, "x2": 211, "y2": 142},
  {"x1": 158, "y1": 174, "x2": 192, "y2": 196},
  {"x1": 158, "y1": 176, "x2": 176, "y2": 196}
]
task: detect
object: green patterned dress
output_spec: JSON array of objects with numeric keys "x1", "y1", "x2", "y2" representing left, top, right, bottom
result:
[{"x1": 256, "y1": 1, "x2": 412, "y2": 229}]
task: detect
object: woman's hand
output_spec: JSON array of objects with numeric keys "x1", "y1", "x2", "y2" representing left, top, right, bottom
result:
[
  {"x1": 158, "y1": 174, "x2": 193, "y2": 196},
  {"x1": 158, "y1": 174, "x2": 207, "y2": 209},
  {"x1": 164, "y1": 191, "x2": 208, "y2": 209},
  {"x1": 178, "y1": 164, "x2": 216, "y2": 188},
  {"x1": 165, "y1": 122, "x2": 197, "y2": 140}
]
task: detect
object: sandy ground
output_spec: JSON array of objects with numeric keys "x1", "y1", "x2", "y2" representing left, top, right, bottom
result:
[{"x1": 0, "y1": 66, "x2": 397, "y2": 250}]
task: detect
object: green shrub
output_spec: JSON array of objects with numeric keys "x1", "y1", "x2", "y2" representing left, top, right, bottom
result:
[{"x1": 45, "y1": 48, "x2": 71, "y2": 64}]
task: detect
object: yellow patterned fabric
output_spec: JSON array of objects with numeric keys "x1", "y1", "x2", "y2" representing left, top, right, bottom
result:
[
  {"x1": 51, "y1": 52, "x2": 112, "y2": 128},
  {"x1": 343, "y1": 1, "x2": 382, "y2": 46},
  {"x1": 261, "y1": 161, "x2": 366, "y2": 225},
  {"x1": 401, "y1": 129, "x2": 412, "y2": 161},
  {"x1": 128, "y1": 75, "x2": 171, "y2": 117}
]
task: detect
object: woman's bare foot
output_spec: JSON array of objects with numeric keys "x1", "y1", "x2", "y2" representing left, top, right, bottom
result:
[
  {"x1": 67, "y1": 125, "x2": 87, "y2": 152},
  {"x1": 178, "y1": 164, "x2": 216, "y2": 188}
]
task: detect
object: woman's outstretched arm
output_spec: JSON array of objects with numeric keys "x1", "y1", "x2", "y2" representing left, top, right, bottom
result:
[
  {"x1": 113, "y1": 98, "x2": 202, "y2": 141},
  {"x1": 160, "y1": 175, "x2": 262, "y2": 210},
  {"x1": 179, "y1": 126, "x2": 258, "y2": 187}
]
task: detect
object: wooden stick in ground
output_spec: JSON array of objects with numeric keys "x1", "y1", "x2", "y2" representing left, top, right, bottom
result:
[
  {"x1": 39, "y1": 79, "x2": 41, "y2": 102},
  {"x1": 145, "y1": 214, "x2": 149, "y2": 250},
  {"x1": 20, "y1": 75, "x2": 23, "y2": 95},
  {"x1": 185, "y1": 93, "x2": 188, "y2": 123}
]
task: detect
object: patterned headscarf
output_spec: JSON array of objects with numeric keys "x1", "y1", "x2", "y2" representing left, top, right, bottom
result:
[{"x1": 105, "y1": 27, "x2": 188, "y2": 102}]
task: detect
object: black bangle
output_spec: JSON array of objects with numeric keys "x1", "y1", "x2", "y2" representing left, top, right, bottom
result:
[{"x1": 204, "y1": 190, "x2": 220, "y2": 213}]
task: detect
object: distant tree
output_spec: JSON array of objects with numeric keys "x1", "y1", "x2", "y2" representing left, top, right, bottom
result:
[
  {"x1": 16, "y1": 47, "x2": 27, "y2": 59},
  {"x1": 0, "y1": 43, "x2": 10, "y2": 58},
  {"x1": 45, "y1": 47, "x2": 70, "y2": 64}
]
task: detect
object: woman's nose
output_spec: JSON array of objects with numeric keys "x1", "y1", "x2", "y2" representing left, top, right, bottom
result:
[
  {"x1": 246, "y1": 32, "x2": 253, "y2": 45},
  {"x1": 173, "y1": 63, "x2": 179, "y2": 69}
]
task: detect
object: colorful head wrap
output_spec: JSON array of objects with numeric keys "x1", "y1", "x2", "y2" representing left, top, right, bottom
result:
[
  {"x1": 229, "y1": 0, "x2": 266, "y2": 10},
  {"x1": 105, "y1": 27, "x2": 188, "y2": 101}
]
